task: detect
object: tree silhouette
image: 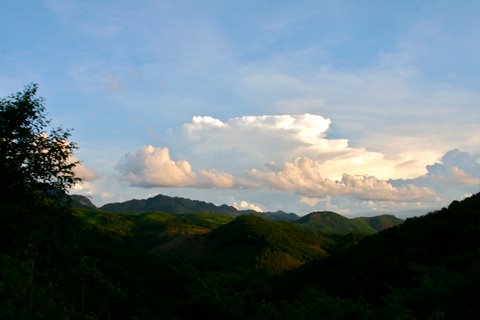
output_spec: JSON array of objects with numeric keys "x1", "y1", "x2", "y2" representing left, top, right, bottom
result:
[{"x1": 0, "y1": 83, "x2": 79, "y2": 201}]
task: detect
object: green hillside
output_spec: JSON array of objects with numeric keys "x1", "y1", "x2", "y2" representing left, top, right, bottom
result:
[
  {"x1": 352, "y1": 214, "x2": 404, "y2": 231},
  {"x1": 204, "y1": 215, "x2": 329, "y2": 273},
  {"x1": 70, "y1": 194, "x2": 97, "y2": 209},
  {"x1": 273, "y1": 193, "x2": 480, "y2": 319},
  {"x1": 295, "y1": 211, "x2": 403, "y2": 234},
  {"x1": 74, "y1": 208, "x2": 234, "y2": 250}
]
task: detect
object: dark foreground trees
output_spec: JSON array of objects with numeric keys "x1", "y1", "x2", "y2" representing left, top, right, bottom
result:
[
  {"x1": 0, "y1": 85, "x2": 83, "y2": 319},
  {"x1": 0, "y1": 83, "x2": 79, "y2": 201}
]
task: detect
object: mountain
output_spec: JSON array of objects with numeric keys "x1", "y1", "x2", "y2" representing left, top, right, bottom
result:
[
  {"x1": 100, "y1": 193, "x2": 239, "y2": 216},
  {"x1": 82, "y1": 193, "x2": 401, "y2": 229},
  {"x1": 295, "y1": 211, "x2": 403, "y2": 234},
  {"x1": 99, "y1": 193, "x2": 299, "y2": 221},
  {"x1": 70, "y1": 194, "x2": 97, "y2": 209},
  {"x1": 241, "y1": 210, "x2": 299, "y2": 222},
  {"x1": 352, "y1": 214, "x2": 404, "y2": 231}
]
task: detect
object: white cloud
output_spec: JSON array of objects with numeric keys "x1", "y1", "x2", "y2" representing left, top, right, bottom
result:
[
  {"x1": 250, "y1": 157, "x2": 436, "y2": 202},
  {"x1": 114, "y1": 117, "x2": 478, "y2": 213},
  {"x1": 182, "y1": 114, "x2": 337, "y2": 156},
  {"x1": 235, "y1": 51, "x2": 480, "y2": 164},
  {"x1": 392, "y1": 149, "x2": 480, "y2": 202},
  {"x1": 175, "y1": 113, "x2": 424, "y2": 181},
  {"x1": 117, "y1": 145, "x2": 197, "y2": 188},
  {"x1": 233, "y1": 200, "x2": 263, "y2": 212},
  {"x1": 426, "y1": 149, "x2": 480, "y2": 186},
  {"x1": 197, "y1": 170, "x2": 236, "y2": 188},
  {"x1": 116, "y1": 145, "x2": 238, "y2": 189}
]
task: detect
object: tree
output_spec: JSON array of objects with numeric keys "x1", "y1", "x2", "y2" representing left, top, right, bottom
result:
[{"x1": 0, "y1": 83, "x2": 79, "y2": 201}]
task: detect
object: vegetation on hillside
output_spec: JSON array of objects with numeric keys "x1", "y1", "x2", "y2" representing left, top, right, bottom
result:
[{"x1": 295, "y1": 211, "x2": 403, "y2": 234}]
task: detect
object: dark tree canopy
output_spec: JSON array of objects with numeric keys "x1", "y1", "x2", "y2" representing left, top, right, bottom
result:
[{"x1": 0, "y1": 83, "x2": 79, "y2": 200}]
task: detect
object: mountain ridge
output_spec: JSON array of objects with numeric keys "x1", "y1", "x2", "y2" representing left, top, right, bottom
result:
[
  {"x1": 295, "y1": 211, "x2": 403, "y2": 233},
  {"x1": 71, "y1": 194, "x2": 402, "y2": 229},
  {"x1": 72, "y1": 194, "x2": 300, "y2": 221}
]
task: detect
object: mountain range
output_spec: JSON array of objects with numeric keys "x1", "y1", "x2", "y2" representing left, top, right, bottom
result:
[{"x1": 71, "y1": 193, "x2": 403, "y2": 233}]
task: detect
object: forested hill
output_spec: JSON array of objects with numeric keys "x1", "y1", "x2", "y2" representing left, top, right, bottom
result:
[
  {"x1": 295, "y1": 211, "x2": 404, "y2": 233},
  {"x1": 99, "y1": 193, "x2": 240, "y2": 216},
  {"x1": 70, "y1": 194, "x2": 97, "y2": 209},
  {"x1": 273, "y1": 193, "x2": 480, "y2": 319},
  {"x1": 74, "y1": 194, "x2": 301, "y2": 221}
]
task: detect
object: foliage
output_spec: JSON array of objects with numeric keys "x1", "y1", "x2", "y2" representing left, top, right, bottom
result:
[
  {"x1": 73, "y1": 208, "x2": 234, "y2": 250},
  {"x1": 295, "y1": 211, "x2": 403, "y2": 234},
  {"x1": 207, "y1": 215, "x2": 328, "y2": 272},
  {"x1": 73, "y1": 208, "x2": 135, "y2": 237},
  {"x1": 352, "y1": 214, "x2": 404, "y2": 232},
  {"x1": 0, "y1": 84, "x2": 79, "y2": 200}
]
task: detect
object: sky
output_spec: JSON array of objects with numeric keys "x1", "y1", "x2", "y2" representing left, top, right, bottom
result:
[{"x1": 1, "y1": 0, "x2": 480, "y2": 217}]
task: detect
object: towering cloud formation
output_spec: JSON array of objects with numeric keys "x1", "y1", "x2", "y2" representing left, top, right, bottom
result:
[
  {"x1": 115, "y1": 114, "x2": 479, "y2": 207},
  {"x1": 182, "y1": 114, "x2": 348, "y2": 168},
  {"x1": 178, "y1": 113, "x2": 424, "y2": 181}
]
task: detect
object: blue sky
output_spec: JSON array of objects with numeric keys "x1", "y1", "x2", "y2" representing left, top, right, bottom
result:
[{"x1": 1, "y1": 0, "x2": 480, "y2": 216}]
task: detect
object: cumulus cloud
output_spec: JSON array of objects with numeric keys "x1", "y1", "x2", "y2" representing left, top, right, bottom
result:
[
  {"x1": 250, "y1": 157, "x2": 436, "y2": 202},
  {"x1": 117, "y1": 145, "x2": 196, "y2": 187},
  {"x1": 392, "y1": 149, "x2": 480, "y2": 202},
  {"x1": 176, "y1": 113, "x2": 421, "y2": 180},
  {"x1": 116, "y1": 145, "x2": 237, "y2": 189},
  {"x1": 233, "y1": 200, "x2": 263, "y2": 212},
  {"x1": 184, "y1": 113, "x2": 336, "y2": 152},
  {"x1": 426, "y1": 149, "x2": 480, "y2": 185},
  {"x1": 179, "y1": 114, "x2": 341, "y2": 169},
  {"x1": 197, "y1": 170, "x2": 236, "y2": 188},
  {"x1": 116, "y1": 117, "x2": 478, "y2": 210},
  {"x1": 235, "y1": 54, "x2": 480, "y2": 167}
]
